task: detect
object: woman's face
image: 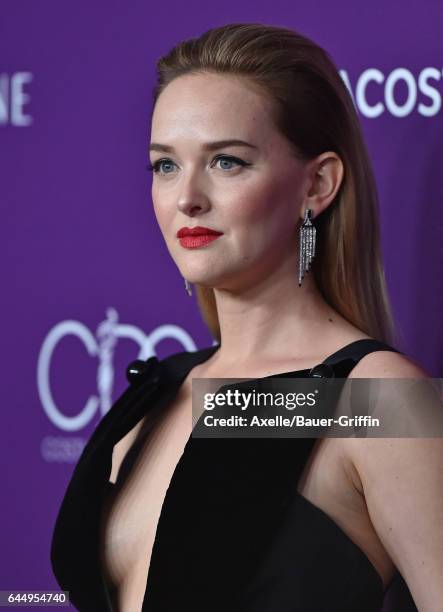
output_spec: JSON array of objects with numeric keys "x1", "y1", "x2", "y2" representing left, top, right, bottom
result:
[{"x1": 149, "y1": 72, "x2": 310, "y2": 292}]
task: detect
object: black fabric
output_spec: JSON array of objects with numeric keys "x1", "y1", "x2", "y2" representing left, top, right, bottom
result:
[{"x1": 50, "y1": 339, "x2": 417, "y2": 611}]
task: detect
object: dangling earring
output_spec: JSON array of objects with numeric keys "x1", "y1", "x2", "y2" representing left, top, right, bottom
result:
[
  {"x1": 298, "y1": 208, "x2": 316, "y2": 287},
  {"x1": 183, "y1": 277, "x2": 193, "y2": 296}
]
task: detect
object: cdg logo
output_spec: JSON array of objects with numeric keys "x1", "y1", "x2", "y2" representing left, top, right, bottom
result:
[{"x1": 38, "y1": 307, "x2": 197, "y2": 432}]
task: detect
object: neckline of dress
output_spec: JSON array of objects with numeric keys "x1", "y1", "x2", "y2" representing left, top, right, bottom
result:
[
  {"x1": 105, "y1": 336, "x2": 389, "y2": 609},
  {"x1": 173, "y1": 337, "x2": 377, "y2": 383},
  {"x1": 162, "y1": 336, "x2": 391, "y2": 597},
  {"x1": 162, "y1": 337, "x2": 380, "y2": 464}
]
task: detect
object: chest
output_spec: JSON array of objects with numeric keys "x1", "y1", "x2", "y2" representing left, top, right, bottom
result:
[
  {"x1": 99, "y1": 382, "x2": 393, "y2": 610},
  {"x1": 99, "y1": 378, "x2": 194, "y2": 606}
]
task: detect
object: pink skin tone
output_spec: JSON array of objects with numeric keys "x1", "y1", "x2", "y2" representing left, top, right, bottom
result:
[{"x1": 149, "y1": 72, "x2": 346, "y2": 370}]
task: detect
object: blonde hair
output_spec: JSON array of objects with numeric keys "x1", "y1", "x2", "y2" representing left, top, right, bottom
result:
[{"x1": 151, "y1": 22, "x2": 401, "y2": 348}]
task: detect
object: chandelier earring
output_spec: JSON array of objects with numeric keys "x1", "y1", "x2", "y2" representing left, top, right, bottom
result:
[{"x1": 298, "y1": 208, "x2": 317, "y2": 287}]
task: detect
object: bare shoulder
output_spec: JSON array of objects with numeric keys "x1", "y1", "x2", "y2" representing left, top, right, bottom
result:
[
  {"x1": 348, "y1": 347, "x2": 431, "y2": 379},
  {"x1": 344, "y1": 345, "x2": 433, "y2": 461}
]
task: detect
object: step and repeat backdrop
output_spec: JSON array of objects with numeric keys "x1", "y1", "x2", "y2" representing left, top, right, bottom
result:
[{"x1": 2, "y1": 1, "x2": 442, "y2": 610}]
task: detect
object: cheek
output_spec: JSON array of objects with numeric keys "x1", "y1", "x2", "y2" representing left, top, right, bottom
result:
[
  {"x1": 226, "y1": 178, "x2": 296, "y2": 252},
  {"x1": 152, "y1": 196, "x2": 174, "y2": 237}
]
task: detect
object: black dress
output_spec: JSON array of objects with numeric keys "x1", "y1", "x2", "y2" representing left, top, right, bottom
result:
[{"x1": 50, "y1": 339, "x2": 417, "y2": 611}]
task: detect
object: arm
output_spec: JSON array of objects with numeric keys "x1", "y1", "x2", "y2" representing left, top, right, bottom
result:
[{"x1": 347, "y1": 352, "x2": 443, "y2": 611}]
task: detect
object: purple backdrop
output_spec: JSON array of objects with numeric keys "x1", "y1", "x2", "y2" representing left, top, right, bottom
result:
[{"x1": 2, "y1": 2, "x2": 442, "y2": 610}]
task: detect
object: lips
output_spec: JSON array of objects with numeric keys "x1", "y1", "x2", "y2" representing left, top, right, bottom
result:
[
  {"x1": 177, "y1": 226, "x2": 223, "y2": 237},
  {"x1": 177, "y1": 226, "x2": 223, "y2": 249}
]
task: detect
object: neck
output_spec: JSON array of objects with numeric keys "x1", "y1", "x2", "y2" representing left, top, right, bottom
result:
[{"x1": 209, "y1": 267, "x2": 348, "y2": 369}]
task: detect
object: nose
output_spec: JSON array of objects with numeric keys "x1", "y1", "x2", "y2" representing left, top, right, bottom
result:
[
  {"x1": 177, "y1": 197, "x2": 211, "y2": 217},
  {"x1": 176, "y1": 169, "x2": 211, "y2": 217}
]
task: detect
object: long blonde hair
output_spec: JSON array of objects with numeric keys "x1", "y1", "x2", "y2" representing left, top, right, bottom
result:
[{"x1": 151, "y1": 22, "x2": 401, "y2": 348}]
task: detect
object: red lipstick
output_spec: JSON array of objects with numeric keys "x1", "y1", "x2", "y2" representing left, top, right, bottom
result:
[{"x1": 177, "y1": 226, "x2": 224, "y2": 249}]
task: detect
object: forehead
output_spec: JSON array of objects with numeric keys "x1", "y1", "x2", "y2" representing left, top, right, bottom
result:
[{"x1": 151, "y1": 73, "x2": 278, "y2": 145}]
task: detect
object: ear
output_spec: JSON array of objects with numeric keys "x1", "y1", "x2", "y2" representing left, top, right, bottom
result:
[{"x1": 301, "y1": 152, "x2": 344, "y2": 220}]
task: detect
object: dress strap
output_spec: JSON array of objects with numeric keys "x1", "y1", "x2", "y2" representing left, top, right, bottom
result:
[{"x1": 321, "y1": 338, "x2": 403, "y2": 378}]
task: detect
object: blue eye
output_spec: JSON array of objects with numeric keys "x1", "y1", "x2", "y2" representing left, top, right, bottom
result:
[
  {"x1": 146, "y1": 154, "x2": 251, "y2": 175},
  {"x1": 146, "y1": 159, "x2": 176, "y2": 174},
  {"x1": 212, "y1": 155, "x2": 247, "y2": 170}
]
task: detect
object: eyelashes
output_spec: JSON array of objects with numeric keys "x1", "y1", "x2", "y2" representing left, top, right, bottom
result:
[{"x1": 146, "y1": 154, "x2": 251, "y2": 175}]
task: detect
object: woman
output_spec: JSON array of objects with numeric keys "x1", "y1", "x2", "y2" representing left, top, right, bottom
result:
[{"x1": 51, "y1": 23, "x2": 442, "y2": 611}]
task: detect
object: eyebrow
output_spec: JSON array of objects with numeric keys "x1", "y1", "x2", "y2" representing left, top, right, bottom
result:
[{"x1": 149, "y1": 139, "x2": 258, "y2": 153}]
